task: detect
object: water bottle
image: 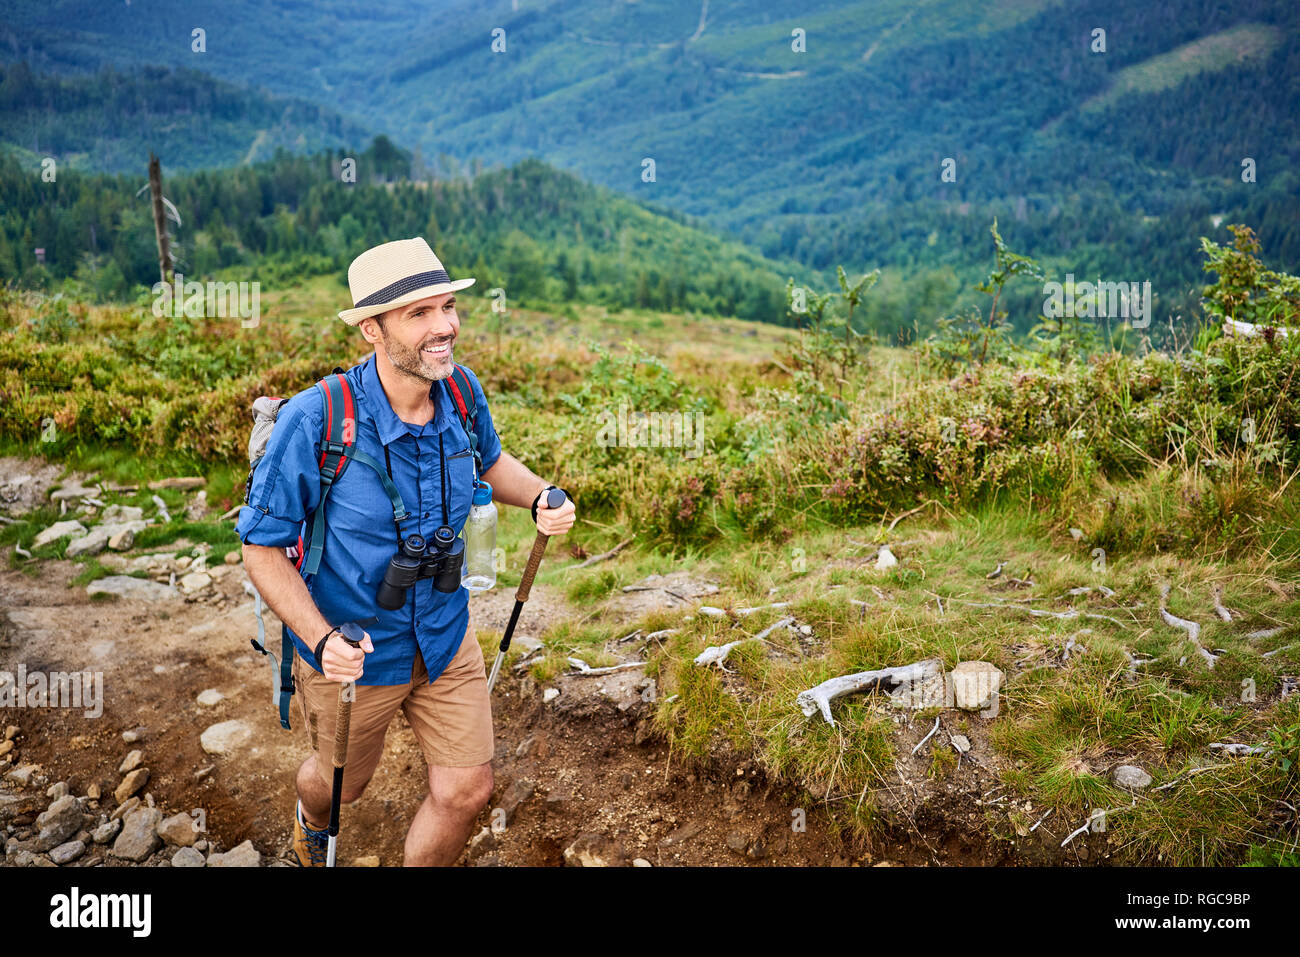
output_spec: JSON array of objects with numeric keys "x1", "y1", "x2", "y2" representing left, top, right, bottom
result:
[{"x1": 461, "y1": 480, "x2": 497, "y2": 592}]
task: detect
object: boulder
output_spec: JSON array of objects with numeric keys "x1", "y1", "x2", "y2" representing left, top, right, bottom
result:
[
  {"x1": 950, "y1": 661, "x2": 1005, "y2": 711},
  {"x1": 157, "y1": 812, "x2": 198, "y2": 847},
  {"x1": 49, "y1": 839, "x2": 86, "y2": 865},
  {"x1": 196, "y1": 689, "x2": 224, "y2": 707},
  {"x1": 200, "y1": 720, "x2": 252, "y2": 756},
  {"x1": 92, "y1": 819, "x2": 121, "y2": 844},
  {"x1": 86, "y1": 576, "x2": 179, "y2": 602},
  {"x1": 171, "y1": 846, "x2": 205, "y2": 867},
  {"x1": 1111, "y1": 765, "x2": 1153, "y2": 789},
  {"x1": 110, "y1": 807, "x2": 161, "y2": 861},
  {"x1": 34, "y1": 794, "x2": 83, "y2": 850},
  {"x1": 100, "y1": 505, "x2": 144, "y2": 524},
  {"x1": 208, "y1": 839, "x2": 260, "y2": 867},
  {"x1": 179, "y1": 571, "x2": 213, "y2": 595},
  {"x1": 32, "y1": 520, "x2": 87, "y2": 548},
  {"x1": 107, "y1": 528, "x2": 135, "y2": 552},
  {"x1": 114, "y1": 768, "x2": 149, "y2": 804}
]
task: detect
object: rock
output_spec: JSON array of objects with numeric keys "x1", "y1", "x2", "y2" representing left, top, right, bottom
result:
[
  {"x1": 196, "y1": 689, "x2": 225, "y2": 707},
  {"x1": 200, "y1": 720, "x2": 253, "y2": 756},
  {"x1": 66, "y1": 521, "x2": 146, "y2": 558},
  {"x1": 4, "y1": 725, "x2": 16, "y2": 741},
  {"x1": 543, "y1": 688, "x2": 560, "y2": 703},
  {"x1": 950, "y1": 661, "x2": 1005, "y2": 711},
  {"x1": 353, "y1": 855, "x2": 380, "y2": 867},
  {"x1": 499, "y1": 779, "x2": 535, "y2": 824},
  {"x1": 176, "y1": 556, "x2": 192, "y2": 569},
  {"x1": 122, "y1": 727, "x2": 147, "y2": 743},
  {"x1": 889, "y1": 672, "x2": 952, "y2": 709},
  {"x1": 86, "y1": 783, "x2": 100, "y2": 800},
  {"x1": 10, "y1": 849, "x2": 56, "y2": 867},
  {"x1": 101, "y1": 505, "x2": 144, "y2": 524},
  {"x1": 110, "y1": 807, "x2": 162, "y2": 861},
  {"x1": 86, "y1": 576, "x2": 179, "y2": 602},
  {"x1": 148, "y1": 477, "x2": 205, "y2": 491},
  {"x1": 1111, "y1": 765, "x2": 1152, "y2": 789},
  {"x1": 109, "y1": 796, "x2": 140, "y2": 822},
  {"x1": 208, "y1": 839, "x2": 260, "y2": 867},
  {"x1": 4, "y1": 764, "x2": 39, "y2": 787},
  {"x1": 514, "y1": 635, "x2": 544, "y2": 654},
  {"x1": 50, "y1": 839, "x2": 86, "y2": 864},
  {"x1": 179, "y1": 571, "x2": 213, "y2": 594},
  {"x1": 46, "y1": 781, "x2": 68, "y2": 800},
  {"x1": 35, "y1": 795, "x2": 84, "y2": 850},
  {"x1": 185, "y1": 490, "x2": 209, "y2": 521},
  {"x1": 194, "y1": 765, "x2": 215, "y2": 782},
  {"x1": 660, "y1": 820, "x2": 704, "y2": 847},
  {"x1": 114, "y1": 768, "x2": 149, "y2": 804},
  {"x1": 951, "y1": 734, "x2": 972, "y2": 754},
  {"x1": 632, "y1": 858, "x2": 652, "y2": 867},
  {"x1": 194, "y1": 840, "x2": 207, "y2": 852},
  {"x1": 725, "y1": 831, "x2": 748, "y2": 855},
  {"x1": 119, "y1": 750, "x2": 143, "y2": 774},
  {"x1": 0, "y1": 740, "x2": 13, "y2": 758},
  {"x1": 875, "y1": 545, "x2": 898, "y2": 570},
  {"x1": 92, "y1": 819, "x2": 121, "y2": 844},
  {"x1": 171, "y1": 846, "x2": 205, "y2": 867},
  {"x1": 107, "y1": 528, "x2": 135, "y2": 551},
  {"x1": 32, "y1": 520, "x2": 87, "y2": 548},
  {"x1": 50, "y1": 482, "x2": 98, "y2": 502},
  {"x1": 563, "y1": 832, "x2": 625, "y2": 867},
  {"x1": 157, "y1": 812, "x2": 198, "y2": 847},
  {"x1": 223, "y1": 551, "x2": 240, "y2": 566}
]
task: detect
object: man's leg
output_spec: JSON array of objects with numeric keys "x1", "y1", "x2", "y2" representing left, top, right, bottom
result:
[{"x1": 403, "y1": 762, "x2": 493, "y2": 866}]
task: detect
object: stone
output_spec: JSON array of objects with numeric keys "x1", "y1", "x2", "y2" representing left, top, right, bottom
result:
[
  {"x1": 563, "y1": 832, "x2": 625, "y2": 867},
  {"x1": 725, "y1": 831, "x2": 748, "y2": 855},
  {"x1": 50, "y1": 482, "x2": 98, "y2": 502},
  {"x1": 951, "y1": 734, "x2": 972, "y2": 754},
  {"x1": 171, "y1": 846, "x2": 205, "y2": 867},
  {"x1": 110, "y1": 807, "x2": 162, "y2": 861},
  {"x1": 950, "y1": 661, "x2": 1005, "y2": 711},
  {"x1": 0, "y1": 740, "x2": 13, "y2": 758},
  {"x1": 45, "y1": 781, "x2": 68, "y2": 800},
  {"x1": 632, "y1": 858, "x2": 652, "y2": 867},
  {"x1": 5, "y1": 764, "x2": 39, "y2": 787},
  {"x1": 200, "y1": 720, "x2": 253, "y2": 756},
  {"x1": 35, "y1": 795, "x2": 83, "y2": 850},
  {"x1": 196, "y1": 689, "x2": 225, "y2": 707},
  {"x1": 208, "y1": 839, "x2": 260, "y2": 867},
  {"x1": 107, "y1": 528, "x2": 135, "y2": 552},
  {"x1": 4, "y1": 725, "x2": 16, "y2": 741},
  {"x1": 499, "y1": 779, "x2": 535, "y2": 824},
  {"x1": 10, "y1": 849, "x2": 56, "y2": 867},
  {"x1": 122, "y1": 727, "x2": 147, "y2": 743},
  {"x1": 66, "y1": 521, "x2": 146, "y2": 558},
  {"x1": 114, "y1": 768, "x2": 150, "y2": 804},
  {"x1": 179, "y1": 571, "x2": 213, "y2": 595},
  {"x1": 543, "y1": 688, "x2": 560, "y2": 703},
  {"x1": 86, "y1": 783, "x2": 100, "y2": 800},
  {"x1": 92, "y1": 819, "x2": 121, "y2": 844},
  {"x1": 50, "y1": 839, "x2": 86, "y2": 864},
  {"x1": 119, "y1": 750, "x2": 143, "y2": 774},
  {"x1": 224, "y1": 551, "x2": 240, "y2": 566},
  {"x1": 157, "y1": 812, "x2": 198, "y2": 847},
  {"x1": 513, "y1": 635, "x2": 544, "y2": 654},
  {"x1": 101, "y1": 505, "x2": 144, "y2": 524},
  {"x1": 32, "y1": 520, "x2": 87, "y2": 548},
  {"x1": 185, "y1": 490, "x2": 209, "y2": 521},
  {"x1": 86, "y1": 576, "x2": 179, "y2": 602},
  {"x1": 1111, "y1": 765, "x2": 1152, "y2": 790},
  {"x1": 109, "y1": 796, "x2": 140, "y2": 822}
]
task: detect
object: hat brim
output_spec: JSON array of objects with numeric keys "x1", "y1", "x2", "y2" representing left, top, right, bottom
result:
[{"x1": 338, "y1": 277, "x2": 476, "y2": 325}]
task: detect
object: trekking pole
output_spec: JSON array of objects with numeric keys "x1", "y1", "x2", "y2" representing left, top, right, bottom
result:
[
  {"x1": 486, "y1": 487, "x2": 567, "y2": 692},
  {"x1": 326, "y1": 621, "x2": 365, "y2": 868}
]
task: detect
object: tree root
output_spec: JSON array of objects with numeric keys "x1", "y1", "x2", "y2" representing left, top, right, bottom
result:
[{"x1": 796, "y1": 658, "x2": 944, "y2": 727}]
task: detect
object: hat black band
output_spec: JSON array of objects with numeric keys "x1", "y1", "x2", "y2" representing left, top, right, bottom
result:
[{"x1": 354, "y1": 269, "x2": 453, "y2": 308}]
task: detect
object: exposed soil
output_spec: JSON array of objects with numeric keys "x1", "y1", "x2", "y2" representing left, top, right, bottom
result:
[{"x1": 0, "y1": 539, "x2": 1082, "y2": 867}]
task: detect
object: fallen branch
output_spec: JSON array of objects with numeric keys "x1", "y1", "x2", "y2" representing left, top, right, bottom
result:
[
  {"x1": 1211, "y1": 585, "x2": 1236, "y2": 623},
  {"x1": 1061, "y1": 800, "x2": 1134, "y2": 848},
  {"x1": 1223, "y1": 318, "x2": 1293, "y2": 339},
  {"x1": 151, "y1": 494, "x2": 172, "y2": 524},
  {"x1": 694, "y1": 617, "x2": 795, "y2": 670},
  {"x1": 884, "y1": 501, "x2": 934, "y2": 534},
  {"x1": 569, "y1": 536, "x2": 634, "y2": 570},
  {"x1": 14, "y1": 543, "x2": 32, "y2": 560},
  {"x1": 1158, "y1": 583, "x2": 1216, "y2": 668},
  {"x1": 1245, "y1": 626, "x2": 1286, "y2": 640},
  {"x1": 910, "y1": 716, "x2": 941, "y2": 756},
  {"x1": 567, "y1": 658, "x2": 646, "y2": 676},
  {"x1": 986, "y1": 561, "x2": 1006, "y2": 580},
  {"x1": 1062, "y1": 630, "x2": 1091, "y2": 662},
  {"x1": 1208, "y1": 742, "x2": 1274, "y2": 757},
  {"x1": 796, "y1": 658, "x2": 944, "y2": 727},
  {"x1": 219, "y1": 504, "x2": 242, "y2": 521},
  {"x1": 1029, "y1": 808, "x2": 1053, "y2": 833},
  {"x1": 735, "y1": 602, "x2": 790, "y2": 616},
  {"x1": 956, "y1": 600, "x2": 1129, "y2": 629},
  {"x1": 1062, "y1": 585, "x2": 1116, "y2": 599}
]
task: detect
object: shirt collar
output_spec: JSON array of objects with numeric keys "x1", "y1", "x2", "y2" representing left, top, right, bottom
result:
[{"x1": 357, "y1": 352, "x2": 452, "y2": 446}]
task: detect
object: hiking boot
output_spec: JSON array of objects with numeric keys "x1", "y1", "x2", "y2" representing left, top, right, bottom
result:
[{"x1": 292, "y1": 801, "x2": 329, "y2": 867}]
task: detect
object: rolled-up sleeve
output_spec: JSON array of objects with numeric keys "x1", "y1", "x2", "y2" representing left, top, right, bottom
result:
[
  {"x1": 236, "y1": 396, "x2": 322, "y2": 548},
  {"x1": 468, "y1": 368, "x2": 502, "y2": 474}
]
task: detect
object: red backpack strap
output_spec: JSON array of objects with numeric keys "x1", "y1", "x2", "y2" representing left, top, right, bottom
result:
[{"x1": 443, "y1": 364, "x2": 481, "y2": 474}]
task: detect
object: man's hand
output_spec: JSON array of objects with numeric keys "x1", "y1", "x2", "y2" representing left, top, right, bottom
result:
[
  {"x1": 536, "y1": 489, "x2": 576, "y2": 536},
  {"x1": 320, "y1": 629, "x2": 374, "y2": 683}
]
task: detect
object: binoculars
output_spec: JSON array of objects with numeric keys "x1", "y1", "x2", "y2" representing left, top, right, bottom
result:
[{"x1": 376, "y1": 526, "x2": 465, "y2": 610}]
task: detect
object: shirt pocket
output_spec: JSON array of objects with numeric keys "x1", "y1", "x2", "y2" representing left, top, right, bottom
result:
[{"x1": 445, "y1": 438, "x2": 477, "y2": 534}]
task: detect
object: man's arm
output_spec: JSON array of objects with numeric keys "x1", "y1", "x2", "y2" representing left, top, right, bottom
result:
[{"x1": 481, "y1": 451, "x2": 575, "y2": 536}]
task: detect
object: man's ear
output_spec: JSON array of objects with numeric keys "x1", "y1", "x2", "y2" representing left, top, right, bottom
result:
[{"x1": 358, "y1": 314, "x2": 384, "y2": 345}]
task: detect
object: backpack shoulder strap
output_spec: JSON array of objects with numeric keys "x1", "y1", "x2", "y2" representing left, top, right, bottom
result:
[
  {"x1": 301, "y1": 373, "x2": 357, "y2": 577},
  {"x1": 442, "y1": 364, "x2": 482, "y2": 475}
]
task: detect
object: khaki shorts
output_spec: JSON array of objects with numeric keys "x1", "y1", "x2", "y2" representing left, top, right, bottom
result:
[{"x1": 293, "y1": 608, "x2": 494, "y2": 794}]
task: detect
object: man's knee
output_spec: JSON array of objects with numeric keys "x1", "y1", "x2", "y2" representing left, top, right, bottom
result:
[
  {"x1": 299, "y1": 753, "x2": 372, "y2": 805},
  {"x1": 429, "y1": 763, "x2": 493, "y2": 817}
]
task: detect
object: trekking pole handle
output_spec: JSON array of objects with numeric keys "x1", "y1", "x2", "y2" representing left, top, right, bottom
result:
[
  {"x1": 516, "y1": 488, "x2": 566, "y2": 603},
  {"x1": 331, "y1": 622, "x2": 365, "y2": 770}
]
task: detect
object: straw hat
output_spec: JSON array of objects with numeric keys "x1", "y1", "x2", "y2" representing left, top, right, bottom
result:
[{"x1": 338, "y1": 237, "x2": 476, "y2": 325}]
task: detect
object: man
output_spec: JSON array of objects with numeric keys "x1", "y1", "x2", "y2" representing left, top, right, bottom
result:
[{"x1": 238, "y1": 237, "x2": 575, "y2": 866}]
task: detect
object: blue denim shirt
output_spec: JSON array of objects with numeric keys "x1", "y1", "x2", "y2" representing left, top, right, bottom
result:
[{"x1": 236, "y1": 353, "x2": 502, "y2": 685}]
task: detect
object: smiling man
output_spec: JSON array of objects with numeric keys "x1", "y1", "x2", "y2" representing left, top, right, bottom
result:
[{"x1": 238, "y1": 237, "x2": 576, "y2": 866}]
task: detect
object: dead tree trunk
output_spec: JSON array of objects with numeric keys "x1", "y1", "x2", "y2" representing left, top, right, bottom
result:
[{"x1": 148, "y1": 153, "x2": 172, "y2": 285}]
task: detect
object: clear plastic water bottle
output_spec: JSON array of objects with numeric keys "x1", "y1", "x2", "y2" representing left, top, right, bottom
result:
[{"x1": 461, "y1": 480, "x2": 497, "y2": 592}]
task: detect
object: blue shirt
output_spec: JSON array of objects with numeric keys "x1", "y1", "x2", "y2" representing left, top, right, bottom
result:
[{"x1": 236, "y1": 353, "x2": 503, "y2": 685}]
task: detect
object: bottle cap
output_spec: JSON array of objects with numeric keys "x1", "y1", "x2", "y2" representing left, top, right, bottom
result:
[{"x1": 472, "y1": 480, "x2": 493, "y2": 506}]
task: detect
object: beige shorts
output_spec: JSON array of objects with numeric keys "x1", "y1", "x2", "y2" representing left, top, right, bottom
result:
[{"x1": 293, "y1": 608, "x2": 494, "y2": 793}]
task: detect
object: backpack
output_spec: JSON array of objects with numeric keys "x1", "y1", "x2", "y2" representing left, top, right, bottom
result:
[{"x1": 244, "y1": 363, "x2": 482, "y2": 730}]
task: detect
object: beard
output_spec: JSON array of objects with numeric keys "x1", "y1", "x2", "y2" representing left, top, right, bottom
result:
[{"x1": 382, "y1": 329, "x2": 456, "y2": 383}]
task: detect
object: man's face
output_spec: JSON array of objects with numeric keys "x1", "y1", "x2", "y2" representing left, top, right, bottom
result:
[{"x1": 366, "y1": 293, "x2": 461, "y2": 383}]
